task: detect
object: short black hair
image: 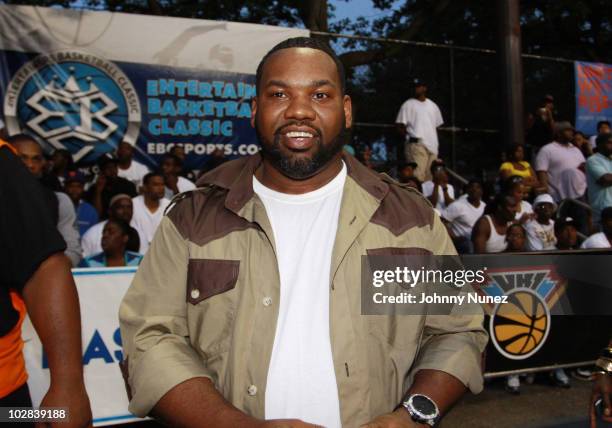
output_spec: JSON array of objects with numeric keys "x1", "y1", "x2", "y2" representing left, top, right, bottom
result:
[
  {"x1": 143, "y1": 171, "x2": 164, "y2": 185},
  {"x1": 597, "y1": 120, "x2": 611, "y2": 131},
  {"x1": 6, "y1": 133, "x2": 39, "y2": 147},
  {"x1": 256, "y1": 37, "x2": 346, "y2": 95},
  {"x1": 162, "y1": 153, "x2": 183, "y2": 168},
  {"x1": 106, "y1": 218, "x2": 131, "y2": 236},
  {"x1": 507, "y1": 223, "x2": 526, "y2": 236}
]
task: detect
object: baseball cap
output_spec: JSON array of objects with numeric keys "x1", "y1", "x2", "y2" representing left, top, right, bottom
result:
[
  {"x1": 413, "y1": 78, "x2": 426, "y2": 87},
  {"x1": 533, "y1": 193, "x2": 557, "y2": 210},
  {"x1": 65, "y1": 170, "x2": 86, "y2": 185},
  {"x1": 554, "y1": 121, "x2": 575, "y2": 134},
  {"x1": 97, "y1": 152, "x2": 119, "y2": 168},
  {"x1": 554, "y1": 217, "x2": 577, "y2": 234}
]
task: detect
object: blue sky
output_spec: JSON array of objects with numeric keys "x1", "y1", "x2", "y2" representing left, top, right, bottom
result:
[{"x1": 330, "y1": 0, "x2": 398, "y2": 28}]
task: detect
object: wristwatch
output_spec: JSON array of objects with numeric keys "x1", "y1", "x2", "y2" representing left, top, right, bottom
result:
[{"x1": 400, "y1": 394, "x2": 440, "y2": 426}]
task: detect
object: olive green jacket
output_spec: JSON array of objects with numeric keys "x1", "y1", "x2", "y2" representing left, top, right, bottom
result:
[{"x1": 119, "y1": 153, "x2": 487, "y2": 426}]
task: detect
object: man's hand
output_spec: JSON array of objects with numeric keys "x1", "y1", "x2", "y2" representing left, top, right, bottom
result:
[
  {"x1": 359, "y1": 409, "x2": 425, "y2": 428},
  {"x1": 590, "y1": 372, "x2": 612, "y2": 428},
  {"x1": 37, "y1": 381, "x2": 92, "y2": 428}
]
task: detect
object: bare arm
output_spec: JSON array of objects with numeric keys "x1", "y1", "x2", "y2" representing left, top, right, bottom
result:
[
  {"x1": 471, "y1": 217, "x2": 490, "y2": 254},
  {"x1": 536, "y1": 171, "x2": 548, "y2": 193},
  {"x1": 22, "y1": 253, "x2": 92, "y2": 428}
]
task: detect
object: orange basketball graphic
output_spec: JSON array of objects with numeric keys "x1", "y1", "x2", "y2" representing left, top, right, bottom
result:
[{"x1": 489, "y1": 288, "x2": 551, "y2": 360}]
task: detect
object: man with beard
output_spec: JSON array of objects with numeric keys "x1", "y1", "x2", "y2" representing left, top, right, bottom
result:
[{"x1": 119, "y1": 37, "x2": 487, "y2": 428}]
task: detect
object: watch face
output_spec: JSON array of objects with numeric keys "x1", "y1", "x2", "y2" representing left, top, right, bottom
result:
[{"x1": 412, "y1": 395, "x2": 436, "y2": 416}]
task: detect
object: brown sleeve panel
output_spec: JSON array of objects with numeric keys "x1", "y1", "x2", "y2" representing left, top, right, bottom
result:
[
  {"x1": 370, "y1": 184, "x2": 435, "y2": 236},
  {"x1": 167, "y1": 188, "x2": 257, "y2": 246}
]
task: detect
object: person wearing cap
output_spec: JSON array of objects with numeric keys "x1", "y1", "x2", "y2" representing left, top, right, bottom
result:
[
  {"x1": 586, "y1": 133, "x2": 612, "y2": 227},
  {"x1": 581, "y1": 207, "x2": 612, "y2": 249},
  {"x1": 65, "y1": 170, "x2": 99, "y2": 237},
  {"x1": 535, "y1": 121, "x2": 586, "y2": 202},
  {"x1": 85, "y1": 152, "x2": 137, "y2": 218},
  {"x1": 555, "y1": 217, "x2": 578, "y2": 250},
  {"x1": 524, "y1": 194, "x2": 557, "y2": 251},
  {"x1": 395, "y1": 78, "x2": 444, "y2": 182},
  {"x1": 81, "y1": 194, "x2": 141, "y2": 257}
]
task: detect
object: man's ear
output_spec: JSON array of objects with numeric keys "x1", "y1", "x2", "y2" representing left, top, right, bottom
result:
[
  {"x1": 250, "y1": 98, "x2": 258, "y2": 128},
  {"x1": 343, "y1": 95, "x2": 353, "y2": 129}
]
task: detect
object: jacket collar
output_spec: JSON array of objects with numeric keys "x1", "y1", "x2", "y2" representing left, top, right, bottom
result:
[{"x1": 196, "y1": 151, "x2": 390, "y2": 214}]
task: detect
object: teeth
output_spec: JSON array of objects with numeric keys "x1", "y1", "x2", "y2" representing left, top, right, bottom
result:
[{"x1": 286, "y1": 131, "x2": 313, "y2": 138}]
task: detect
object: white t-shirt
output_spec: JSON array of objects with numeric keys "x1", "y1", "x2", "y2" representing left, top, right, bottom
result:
[
  {"x1": 81, "y1": 219, "x2": 144, "y2": 257},
  {"x1": 255, "y1": 165, "x2": 345, "y2": 428},
  {"x1": 580, "y1": 232, "x2": 611, "y2": 249},
  {"x1": 534, "y1": 142, "x2": 585, "y2": 202},
  {"x1": 395, "y1": 98, "x2": 444, "y2": 155},
  {"x1": 131, "y1": 195, "x2": 170, "y2": 254},
  {"x1": 525, "y1": 219, "x2": 557, "y2": 251},
  {"x1": 164, "y1": 176, "x2": 196, "y2": 199},
  {"x1": 422, "y1": 181, "x2": 455, "y2": 211},
  {"x1": 515, "y1": 200, "x2": 534, "y2": 221},
  {"x1": 442, "y1": 198, "x2": 485, "y2": 239},
  {"x1": 118, "y1": 160, "x2": 150, "y2": 188}
]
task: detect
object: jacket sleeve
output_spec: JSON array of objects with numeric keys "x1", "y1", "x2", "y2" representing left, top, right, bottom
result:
[
  {"x1": 55, "y1": 192, "x2": 82, "y2": 267},
  {"x1": 119, "y1": 216, "x2": 213, "y2": 416},
  {"x1": 410, "y1": 214, "x2": 488, "y2": 394}
]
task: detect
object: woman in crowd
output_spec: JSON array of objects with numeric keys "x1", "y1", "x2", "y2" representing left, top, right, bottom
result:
[
  {"x1": 79, "y1": 219, "x2": 143, "y2": 268},
  {"x1": 499, "y1": 145, "x2": 542, "y2": 196}
]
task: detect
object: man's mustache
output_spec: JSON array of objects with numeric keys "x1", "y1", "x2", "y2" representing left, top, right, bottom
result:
[{"x1": 274, "y1": 122, "x2": 323, "y2": 138}]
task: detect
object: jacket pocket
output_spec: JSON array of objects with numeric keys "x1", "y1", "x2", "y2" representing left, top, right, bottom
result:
[{"x1": 186, "y1": 259, "x2": 240, "y2": 305}]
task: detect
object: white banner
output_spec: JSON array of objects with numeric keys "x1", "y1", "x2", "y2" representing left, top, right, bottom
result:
[{"x1": 22, "y1": 267, "x2": 139, "y2": 426}]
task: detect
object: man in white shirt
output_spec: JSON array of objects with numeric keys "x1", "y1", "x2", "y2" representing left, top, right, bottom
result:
[
  {"x1": 116, "y1": 141, "x2": 150, "y2": 189},
  {"x1": 131, "y1": 172, "x2": 170, "y2": 254},
  {"x1": 525, "y1": 194, "x2": 557, "y2": 251},
  {"x1": 423, "y1": 160, "x2": 455, "y2": 211},
  {"x1": 588, "y1": 120, "x2": 611, "y2": 149},
  {"x1": 535, "y1": 122, "x2": 586, "y2": 202},
  {"x1": 581, "y1": 207, "x2": 612, "y2": 249},
  {"x1": 395, "y1": 78, "x2": 444, "y2": 182},
  {"x1": 160, "y1": 153, "x2": 196, "y2": 199},
  {"x1": 442, "y1": 180, "x2": 485, "y2": 253},
  {"x1": 586, "y1": 133, "x2": 612, "y2": 226}
]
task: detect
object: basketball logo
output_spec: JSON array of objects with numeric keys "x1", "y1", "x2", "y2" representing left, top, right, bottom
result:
[{"x1": 489, "y1": 288, "x2": 551, "y2": 360}]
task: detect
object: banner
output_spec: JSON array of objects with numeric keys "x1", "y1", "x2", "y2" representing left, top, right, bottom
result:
[
  {"x1": 575, "y1": 60, "x2": 612, "y2": 136},
  {"x1": 22, "y1": 268, "x2": 138, "y2": 427},
  {"x1": 0, "y1": 5, "x2": 308, "y2": 169}
]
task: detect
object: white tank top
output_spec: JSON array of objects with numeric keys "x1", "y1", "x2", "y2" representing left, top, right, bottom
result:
[{"x1": 484, "y1": 215, "x2": 507, "y2": 253}]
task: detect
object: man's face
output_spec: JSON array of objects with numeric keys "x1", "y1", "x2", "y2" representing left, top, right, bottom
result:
[
  {"x1": 414, "y1": 84, "x2": 427, "y2": 98},
  {"x1": 467, "y1": 183, "x2": 483, "y2": 201},
  {"x1": 599, "y1": 123, "x2": 611, "y2": 134},
  {"x1": 560, "y1": 128, "x2": 574, "y2": 142},
  {"x1": 161, "y1": 158, "x2": 179, "y2": 176},
  {"x1": 500, "y1": 197, "x2": 518, "y2": 222},
  {"x1": 15, "y1": 140, "x2": 45, "y2": 177},
  {"x1": 102, "y1": 162, "x2": 118, "y2": 178},
  {"x1": 556, "y1": 225, "x2": 577, "y2": 249},
  {"x1": 65, "y1": 181, "x2": 84, "y2": 204},
  {"x1": 251, "y1": 47, "x2": 352, "y2": 180},
  {"x1": 170, "y1": 145, "x2": 185, "y2": 160},
  {"x1": 599, "y1": 137, "x2": 612, "y2": 157},
  {"x1": 510, "y1": 183, "x2": 524, "y2": 202},
  {"x1": 573, "y1": 133, "x2": 586, "y2": 148},
  {"x1": 144, "y1": 176, "x2": 166, "y2": 200},
  {"x1": 109, "y1": 199, "x2": 133, "y2": 223},
  {"x1": 116, "y1": 142, "x2": 134, "y2": 162},
  {"x1": 535, "y1": 202, "x2": 554, "y2": 221},
  {"x1": 399, "y1": 165, "x2": 414, "y2": 182}
]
